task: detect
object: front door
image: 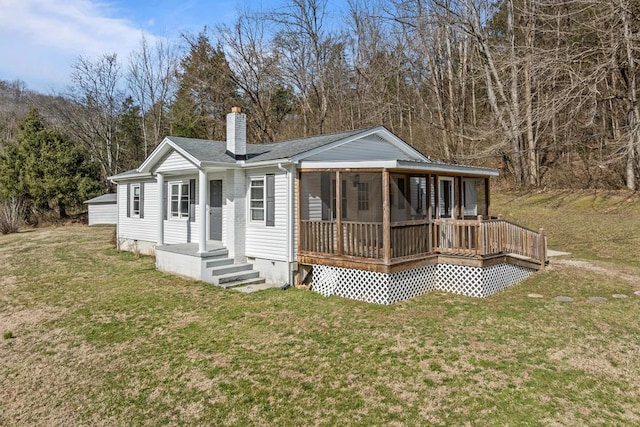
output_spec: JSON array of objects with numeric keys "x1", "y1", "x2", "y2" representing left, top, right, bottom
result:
[{"x1": 209, "y1": 180, "x2": 223, "y2": 241}]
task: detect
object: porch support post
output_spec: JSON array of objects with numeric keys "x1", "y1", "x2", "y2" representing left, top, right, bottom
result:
[
  {"x1": 336, "y1": 170, "x2": 342, "y2": 256},
  {"x1": 485, "y1": 177, "x2": 491, "y2": 218},
  {"x1": 198, "y1": 168, "x2": 207, "y2": 254},
  {"x1": 434, "y1": 175, "x2": 440, "y2": 219},
  {"x1": 383, "y1": 169, "x2": 391, "y2": 264},
  {"x1": 157, "y1": 172, "x2": 164, "y2": 246}
]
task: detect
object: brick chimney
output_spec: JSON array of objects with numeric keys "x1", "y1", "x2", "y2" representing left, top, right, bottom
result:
[{"x1": 226, "y1": 106, "x2": 247, "y2": 161}]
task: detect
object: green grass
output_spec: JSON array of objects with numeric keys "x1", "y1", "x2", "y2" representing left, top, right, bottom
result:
[
  {"x1": 1, "y1": 192, "x2": 640, "y2": 426},
  {"x1": 492, "y1": 190, "x2": 640, "y2": 267}
]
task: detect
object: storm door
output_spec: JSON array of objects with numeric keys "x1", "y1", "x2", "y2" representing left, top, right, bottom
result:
[{"x1": 209, "y1": 180, "x2": 223, "y2": 241}]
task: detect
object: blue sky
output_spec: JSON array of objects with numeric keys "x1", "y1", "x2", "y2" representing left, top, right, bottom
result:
[{"x1": 0, "y1": 0, "x2": 346, "y2": 94}]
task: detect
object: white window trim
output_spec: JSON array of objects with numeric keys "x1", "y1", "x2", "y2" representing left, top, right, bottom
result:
[
  {"x1": 249, "y1": 177, "x2": 265, "y2": 223},
  {"x1": 130, "y1": 183, "x2": 141, "y2": 218},
  {"x1": 168, "y1": 181, "x2": 190, "y2": 220},
  {"x1": 438, "y1": 176, "x2": 455, "y2": 219}
]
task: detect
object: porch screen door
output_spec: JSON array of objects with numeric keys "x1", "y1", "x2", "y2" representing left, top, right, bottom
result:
[
  {"x1": 438, "y1": 177, "x2": 454, "y2": 219},
  {"x1": 209, "y1": 180, "x2": 223, "y2": 241}
]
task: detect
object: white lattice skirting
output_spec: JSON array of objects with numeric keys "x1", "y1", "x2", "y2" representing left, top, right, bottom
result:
[{"x1": 312, "y1": 263, "x2": 535, "y2": 304}]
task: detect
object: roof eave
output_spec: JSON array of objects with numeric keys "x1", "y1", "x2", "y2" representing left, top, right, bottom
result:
[
  {"x1": 396, "y1": 160, "x2": 499, "y2": 177},
  {"x1": 108, "y1": 171, "x2": 154, "y2": 182}
]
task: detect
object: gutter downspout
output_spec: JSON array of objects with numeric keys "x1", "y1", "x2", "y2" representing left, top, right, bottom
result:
[{"x1": 278, "y1": 162, "x2": 295, "y2": 286}]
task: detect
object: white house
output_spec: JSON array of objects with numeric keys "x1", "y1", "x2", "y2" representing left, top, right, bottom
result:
[{"x1": 109, "y1": 108, "x2": 546, "y2": 304}]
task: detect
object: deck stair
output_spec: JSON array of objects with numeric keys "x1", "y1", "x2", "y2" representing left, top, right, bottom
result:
[{"x1": 203, "y1": 249, "x2": 265, "y2": 289}]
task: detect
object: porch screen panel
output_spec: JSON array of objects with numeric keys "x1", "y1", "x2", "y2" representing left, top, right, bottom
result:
[
  {"x1": 299, "y1": 172, "x2": 336, "y2": 254},
  {"x1": 390, "y1": 174, "x2": 427, "y2": 222},
  {"x1": 341, "y1": 173, "x2": 382, "y2": 258}
]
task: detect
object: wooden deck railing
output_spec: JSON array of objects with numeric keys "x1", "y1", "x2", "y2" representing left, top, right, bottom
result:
[
  {"x1": 433, "y1": 218, "x2": 546, "y2": 262},
  {"x1": 300, "y1": 220, "x2": 337, "y2": 254},
  {"x1": 391, "y1": 220, "x2": 432, "y2": 258},
  {"x1": 342, "y1": 221, "x2": 382, "y2": 258},
  {"x1": 299, "y1": 217, "x2": 547, "y2": 266},
  {"x1": 479, "y1": 219, "x2": 546, "y2": 261}
]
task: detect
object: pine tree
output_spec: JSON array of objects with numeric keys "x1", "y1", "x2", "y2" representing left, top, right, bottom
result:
[
  {"x1": 0, "y1": 109, "x2": 102, "y2": 218},
  {"x1": 169, "y1": 31, "x2": 238, "y2": 140}
]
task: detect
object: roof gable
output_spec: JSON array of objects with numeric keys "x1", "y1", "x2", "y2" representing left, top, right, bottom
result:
[{"x1": 297, "y1": 127, "x2": 429, "y2": 163}]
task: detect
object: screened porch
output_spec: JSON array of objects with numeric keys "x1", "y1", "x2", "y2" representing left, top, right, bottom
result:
[{"x1": 297, "y1": 169, "x2": 546, "y2": 272}]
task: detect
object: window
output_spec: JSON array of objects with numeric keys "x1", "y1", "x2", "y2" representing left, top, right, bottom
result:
[
  {"x1": 357, "y1": 182, "x2": 369, "y2": 211},
  {"x1": 249, "y1": 175, "x2": 276, "y2": 225},
  {"x1": 169, "y1": 182, "x2": 190, "y2": 218},
  {"x1": 127, "y1": 183, "x2": 143, "y2": 218},
  {"x1": 438, "y1": 177, "x2": 454, "y2": 219},
  {"x1": 250, "y1": 179, "x2": 265, "y2": 221},
  {"x1": 131, "y1": 184, "x2": 141, "y2": 217}
]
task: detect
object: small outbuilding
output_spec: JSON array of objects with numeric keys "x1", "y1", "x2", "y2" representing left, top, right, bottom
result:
[{"x1": 84, "y1": 193, "x2": 117, "y2": 226}]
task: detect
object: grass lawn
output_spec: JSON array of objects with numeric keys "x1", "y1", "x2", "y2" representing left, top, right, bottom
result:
[{"x1": 1, "y1": 191, "x2": 639, "y2": 426}]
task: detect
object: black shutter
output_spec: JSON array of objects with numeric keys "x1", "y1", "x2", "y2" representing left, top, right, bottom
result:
[
  {"x1": 189, "y1": 179, "x2": 196, "y2": 222},
  {"x1": 139, "y1": 183, "x2": 144, "y2": 219},
  {"x1": 266, "y1": 174, "x2": 275, "y2": 227},
  {"x1": 321, "y1": 172, "x2": 330, "y2": 220},
  {"x1": 126, "y1": 183, "x2": 131, "y2": 217},
  {"x1": 163, "y1": 183, "x2": 168, "y2": 220}
]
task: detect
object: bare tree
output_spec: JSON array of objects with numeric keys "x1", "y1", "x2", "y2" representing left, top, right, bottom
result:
[
  {"x1": 270, "y1": 0, "x2": 345, "y2": 135},
  {"x1": 127, "y1": 35, "x2": 179, "y2": 157},
  {"x1": 67, "y1": 54, "x2": 125, "y2": 181},
  {"x1": 218, "y1": 12, "x2": 294, "y2": 142}
]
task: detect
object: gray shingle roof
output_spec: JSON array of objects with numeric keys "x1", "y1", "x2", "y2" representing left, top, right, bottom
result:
[{"x1": 167, "y1": 127, "x2": 375, "y2": 164}]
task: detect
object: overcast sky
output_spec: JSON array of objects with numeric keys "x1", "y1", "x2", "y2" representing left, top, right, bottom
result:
[{"x1": 0, "y1": 0, "x2": 299, "y2": 93}]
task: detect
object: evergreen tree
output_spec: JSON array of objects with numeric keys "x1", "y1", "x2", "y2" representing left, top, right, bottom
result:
[
  {"x1": 0, "y1": 109, "x2": 102, "y2": 217},
  {"x1": 169, "y1": 30, "x2": 239, "y2": 140}
]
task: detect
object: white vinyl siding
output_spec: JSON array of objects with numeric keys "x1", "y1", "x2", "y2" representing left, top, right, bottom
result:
[
  {"x1": 305, "y1": 135, "x2": 418, "y2": 162},
  {"x1": 301, "y1": 173, "x2": 323, "y2": 220},
  {"x1": 246, "y1": 170, "x2": 288, "y2": 262},
  {"x1": 155, "y1": 150, "x2": 196, "y2": 173},
  {"x1": 117, "y1": 180, "x2": 157, "y2": 242}
]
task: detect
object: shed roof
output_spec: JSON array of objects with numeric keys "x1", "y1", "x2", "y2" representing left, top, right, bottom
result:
[{"x1": 84, "y1": 193, "x2": 117, "y2": 204}]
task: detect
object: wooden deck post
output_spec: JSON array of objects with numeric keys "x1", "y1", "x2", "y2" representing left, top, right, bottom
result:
[
  {"x1": 485, "y1": 177, "x2": 491, "y2": 218},
  {"x1": 383, "y1": 169, "x2": 391, "y2": 264},
  {"x1": 296, "y1": 170, "x2": 302, "y2": 279},
  {"x1": 336, "y1": 171, "x2": 342, "y2": 256},
  {"x1": 539, "y1": 228, "x2": 547, "y2": 271},
  {"x1": 477, "y1": 214, "x2": 483, "y2": 256},
  {"x1": 426, "y1": 174, "x2": 433, "y2": 253}
]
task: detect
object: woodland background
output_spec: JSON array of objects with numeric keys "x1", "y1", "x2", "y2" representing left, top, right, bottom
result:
[{"x1": 1, "y1": 0, "x2": 639, "y2": 220}]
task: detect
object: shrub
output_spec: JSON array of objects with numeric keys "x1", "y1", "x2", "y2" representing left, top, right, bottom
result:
[{"x1": 0, "y1": 197, "x2": 26, "y2": 234}]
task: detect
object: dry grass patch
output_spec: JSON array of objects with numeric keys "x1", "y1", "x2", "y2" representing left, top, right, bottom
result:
[{"x1": 2, "y1": 197, "x2": 640, "y2": 425}]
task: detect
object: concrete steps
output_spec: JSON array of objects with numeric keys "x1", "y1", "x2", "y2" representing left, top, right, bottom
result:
[{"x1": 203, "y1": 251, "x2": 265, "y2": 289}]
